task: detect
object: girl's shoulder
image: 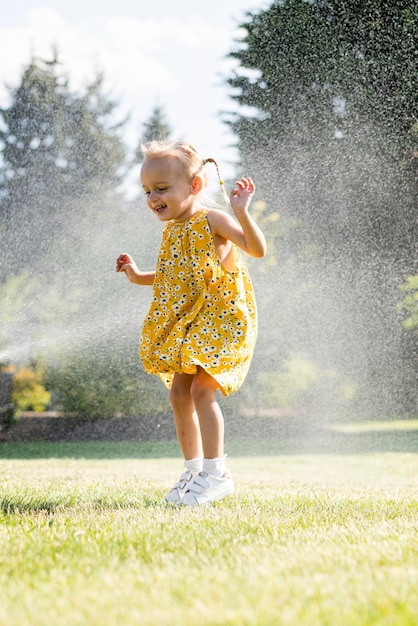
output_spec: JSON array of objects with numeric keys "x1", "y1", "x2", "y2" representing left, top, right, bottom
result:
[
  {"x1": 206, "y1": 207, "x2": 231, "y2": 227},
  {"x1": 206, "y1": 207, "x2": 238, "y2": 235}
]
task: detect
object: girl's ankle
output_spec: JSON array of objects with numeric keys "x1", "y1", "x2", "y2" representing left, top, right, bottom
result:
[{"x1": 202, "y1": 456, "x2": 226, "y2": 478}]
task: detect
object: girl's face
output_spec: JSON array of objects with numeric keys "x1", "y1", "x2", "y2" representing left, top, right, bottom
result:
[{"x1": 141, "y1": 156, "x2": 202, "y2": 223}]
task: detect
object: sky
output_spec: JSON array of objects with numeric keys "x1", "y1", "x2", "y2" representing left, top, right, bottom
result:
[{"x1": 1, "y1": 0, "x2": 271, "y2": 193}]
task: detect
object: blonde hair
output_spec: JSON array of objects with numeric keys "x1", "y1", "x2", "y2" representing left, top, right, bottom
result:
[{"x1": 141, "y1": 140, "x2": 230, "y2": 207}]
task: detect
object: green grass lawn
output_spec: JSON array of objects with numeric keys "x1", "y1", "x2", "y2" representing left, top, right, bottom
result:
[{"x1": 1, "y1": 440, "x2": 418, "y2": 625}]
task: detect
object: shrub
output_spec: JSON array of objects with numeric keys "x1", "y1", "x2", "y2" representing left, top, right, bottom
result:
[
  {"x1": 255, "y1": 355, "x2": 355, "y2": 417},
  {"x1": 11, "y1": 363, "x2": 51, "y2": 414},
  {"x1": 46, "y1": 343, "x2": 169, "y2": 418},
  {"x1": 398, "y1": 275, "x2": 418, "y2": 331}
]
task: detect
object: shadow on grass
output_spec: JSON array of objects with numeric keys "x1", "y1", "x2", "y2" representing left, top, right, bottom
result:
[
  {"x1": 1, "y1": 423, "x2": 418, "y2": 459},
  {"x1": 0, "y1": 439, "x2": 181, "y2": 460}
]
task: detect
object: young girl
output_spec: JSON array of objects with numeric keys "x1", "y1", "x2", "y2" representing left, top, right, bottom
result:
[{"x1": 116, "y1": 141, "x2": 266, "y2": 506}]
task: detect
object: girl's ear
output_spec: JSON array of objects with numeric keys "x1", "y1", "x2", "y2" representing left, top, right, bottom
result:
[{"x1": 191, "y1": 176, "x2": 203, "y2": 194}]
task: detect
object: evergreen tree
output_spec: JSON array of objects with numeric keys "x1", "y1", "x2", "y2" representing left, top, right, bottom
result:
[
  {"x1": 0, "y1": 54, "x2": 128, "y2": 278},
  {"x1": 135, "y1": 105, "x2": 172, "y2": 162},
  {"x1": 226, "y1": 0, "x2": 418, "y2": 264},
  {"x1": 0, "y1": 55, "x2": 169, "y2": 416},
  {"x1": 225, "y1": 0, "x2": 418, "y2": 415}
]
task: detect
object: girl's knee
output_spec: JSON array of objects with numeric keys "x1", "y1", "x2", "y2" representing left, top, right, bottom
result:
[
  {"x1": 170, "y1": 386, "x2": 185, "y2": 408},
  {"x1": 169, "y1": 376, "x2": 192, "y2": 408},
  {"x1": 190, "y1": 371, "x2": 218, "y2": 405}
]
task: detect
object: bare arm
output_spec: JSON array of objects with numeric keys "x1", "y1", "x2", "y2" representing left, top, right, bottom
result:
[
  {"x1": 207, "y1": 177, "x2": 266, "y2": 258},
  {"x1": 116, "y1": 253, "x2": 155, "y2": 285}
]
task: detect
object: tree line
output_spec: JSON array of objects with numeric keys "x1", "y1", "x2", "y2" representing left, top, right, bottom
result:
[
  {"x1": 1, "y1": 0, "x2": 417, "y2": 419},
  {"x1": 0, "y1": 54, "x2": 172, "y2": 418}
]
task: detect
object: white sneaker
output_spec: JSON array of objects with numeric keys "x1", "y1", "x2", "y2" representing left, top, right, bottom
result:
[
  {"x1": 179, "y1": 471, "x2": 235, "y2": 506},
  {"x1": 165, "y1": 470, "x2": 197, "y2": 503}
]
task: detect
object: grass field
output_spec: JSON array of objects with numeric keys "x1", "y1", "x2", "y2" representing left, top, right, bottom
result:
[{"x1": 1, "y1": 437, "x2": 418, "y2": 625}]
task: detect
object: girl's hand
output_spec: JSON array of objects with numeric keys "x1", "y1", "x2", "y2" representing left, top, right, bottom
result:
[
  {"x1": 116, "y1": 253, "x2": 155, "y2": 285},
  {"x1": 116, "y1": 253, "x2": 135, "y2": 273},
  {"x1": 230, "y1": 177, "x2": 255, "y2": 216},
  {"x1": 208, "y1": 175, "x2": 266, "y2": 258}
]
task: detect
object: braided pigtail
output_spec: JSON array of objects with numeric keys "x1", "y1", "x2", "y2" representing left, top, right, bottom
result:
[{"x1": 203, "y1": 157, "x2": 230, "y2": 208}]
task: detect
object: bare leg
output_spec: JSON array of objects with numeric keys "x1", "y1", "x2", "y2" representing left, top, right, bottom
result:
[
  {"x1": 190, "y1": 367, "x2": 224, "y2": 459},
  {"x1": 170, "y1": 373, "x2": 203, "y2": 460}
]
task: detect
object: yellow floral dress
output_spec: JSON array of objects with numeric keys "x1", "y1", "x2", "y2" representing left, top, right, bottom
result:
[{"x1": 140, "y1": 210, "x2": 257, "y2": 396}]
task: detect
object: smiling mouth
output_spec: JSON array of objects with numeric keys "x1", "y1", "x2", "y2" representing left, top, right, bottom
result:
[{"x1": 154, "y1": 204, "x2": 167, "y2": 213}]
